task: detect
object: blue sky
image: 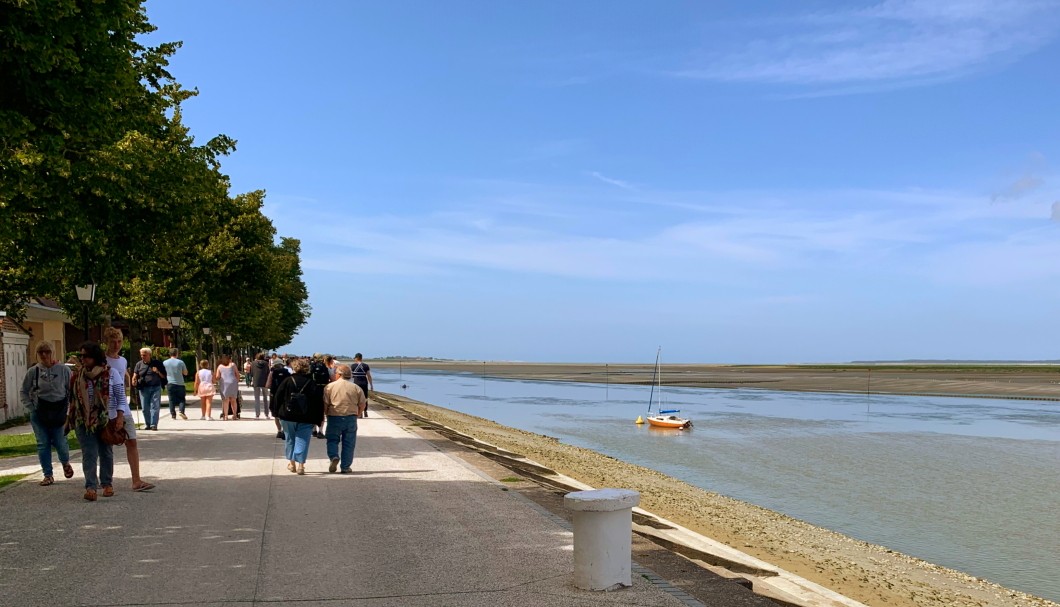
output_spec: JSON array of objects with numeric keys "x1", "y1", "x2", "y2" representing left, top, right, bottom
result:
[{"x1": 145, "y1": 0, "x2": 1060, "y2": 363}]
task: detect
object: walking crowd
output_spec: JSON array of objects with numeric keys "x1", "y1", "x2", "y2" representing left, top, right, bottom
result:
[{"x1": 19, "y1": 327, "x2": 374, "y2": 500}]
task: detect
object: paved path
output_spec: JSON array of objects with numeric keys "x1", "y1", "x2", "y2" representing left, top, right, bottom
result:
[{"x1": 0, "y1": 387, "x2": 691, "y2": 606}]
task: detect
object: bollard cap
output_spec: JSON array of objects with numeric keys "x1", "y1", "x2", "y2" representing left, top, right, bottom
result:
[{"x1": 564, "y1": 488, "x2": 640, "y2": 512}]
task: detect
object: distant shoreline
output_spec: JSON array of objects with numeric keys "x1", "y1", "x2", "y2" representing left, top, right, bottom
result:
[{"x1": 365, "y1": 361, "x2": 1060, "y2": 402}]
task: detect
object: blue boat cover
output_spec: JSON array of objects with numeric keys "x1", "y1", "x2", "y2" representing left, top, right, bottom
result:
[{"x1": 659, "y1": 409, "x2": 681, "y2": 414}]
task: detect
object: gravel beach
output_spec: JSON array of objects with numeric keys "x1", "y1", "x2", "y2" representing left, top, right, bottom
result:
[{"x1": 375, "y1": 391, "x2": 1057, "y2": 607}]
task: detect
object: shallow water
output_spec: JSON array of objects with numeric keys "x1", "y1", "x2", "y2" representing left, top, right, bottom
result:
[{"x1": 376, "y1": 369, "x2": 1060, "y2": 602}]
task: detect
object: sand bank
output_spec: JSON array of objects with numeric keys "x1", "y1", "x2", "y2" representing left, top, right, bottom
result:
[
  {"x1": 370, "y1": 361, "x2": 1060, "y2": 401},
  {"x1": 374, "y1": 391, "x2": 1056, "y2": 607}
]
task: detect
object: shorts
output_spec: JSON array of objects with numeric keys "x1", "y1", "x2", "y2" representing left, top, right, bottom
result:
[{"x1": 122, "y1": 419, "x2": 137, "y2": 440}]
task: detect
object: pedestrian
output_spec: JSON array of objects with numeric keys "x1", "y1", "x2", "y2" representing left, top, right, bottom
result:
[
  {"x1": 19, "y1": 341, "x2": 73, "y2": 486},
  {"x1": 163, "y1": 348, "x2": 189, "y2": 420},
  {"x1": 215, "y1": 353, "x2": 240, "y2": 420},
  {"x1": 308, "y1": 354, "x2": 331, "y2": 438},
  {"x1": 350, "y1": 353, "x2": 374, "y2": 418},
  {"x1": 274, "y1": 358, "x2": 325, "y2": 475},
  {"x1": 69, "y1": 342, "x2": 116, "y2": 501},
  {"x1": 251, "y1": 352, "x2": 271, "y2": 418},
  {"x1": 103, "y1": 328, "x2": 155, "y2": 493},
  {"x1": 194, "y1": 360, "x2": 215, "y2": 419},
  {"x1": 323, "y1": 364, "x2": 366, "y2": 474},
  {"x1": 325, "y1": 355, "x2": 337, "y2": 381},
  {"x1": 132, "y1": 347, "x2": 166, "y2": 430},
  {"x1": 243, "y1": 358, "x2": 252, "y2": 387},
  {"x1": 266, "y1": 358, "x2": 291, "y2": 439}
]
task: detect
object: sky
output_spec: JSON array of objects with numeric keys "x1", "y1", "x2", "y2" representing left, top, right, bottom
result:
[{"x1": 144, "y1": 0, "x2": 1060, "y2": 363}]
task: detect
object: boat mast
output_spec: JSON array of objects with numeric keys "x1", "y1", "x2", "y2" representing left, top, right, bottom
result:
[{"x1": 647, "y1": 346, "x2": 660, "y2": 414}]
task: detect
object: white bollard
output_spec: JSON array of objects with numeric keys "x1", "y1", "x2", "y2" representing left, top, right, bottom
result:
[{"x1": 564, "y1": 488, "x2": 640, "y2": 591}]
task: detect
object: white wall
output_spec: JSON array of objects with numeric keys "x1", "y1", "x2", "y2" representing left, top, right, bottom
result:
[{"x1": 3, "y1": 331, "x2": 30, "y2": 423}]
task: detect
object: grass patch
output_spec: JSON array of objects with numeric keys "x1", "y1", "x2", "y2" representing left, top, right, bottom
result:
[
  {"x1": 0, "y1": 474, "x2": 28, "y2": 490},
  {"x1": 0, "y1": 432, "x2": 80, "y2": 459},
  {"x1": 499, "y1": 476, "x2": 523, "y2": 483}
]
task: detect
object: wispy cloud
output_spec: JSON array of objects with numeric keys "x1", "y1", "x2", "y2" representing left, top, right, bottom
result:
[
  {"x1": 265, "y1": 176, "x2": 1060, "y2": 288},
  {"x1": 675, "y1": 0, "x2": 1060, "y2": 91},
  {"x1": 588, "y1": 171, "x2": 636, "y2": 190}
]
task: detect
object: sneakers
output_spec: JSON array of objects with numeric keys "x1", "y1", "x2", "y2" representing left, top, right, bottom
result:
[
  {"x1": 179, "y1": 413, "x2": 188, "y2": 420},
  {"x1": 329, "y1": 458, "x2": 339, "y2": 473},
  {"x1": 276, "y1": 431, "x2": 285, "y2": 439}
]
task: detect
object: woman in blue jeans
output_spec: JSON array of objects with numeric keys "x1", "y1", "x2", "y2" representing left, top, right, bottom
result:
[
  {"x1": 273, "y1": 358, "x2": 325, "y2": 475},
  {"x1": 19, "y1": 342, "x2": 73, "y2": 486}
]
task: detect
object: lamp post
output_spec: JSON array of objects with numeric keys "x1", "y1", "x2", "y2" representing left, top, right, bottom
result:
[
  {"x1": 75, "y1": 281, "x2": 97, "y2": 342},
  {"x1": 203, "y1": 325, "x2": 212, "y2": 369},
  {"x1": 169, "y1": 312, "x2": 182, "y2": 352}
]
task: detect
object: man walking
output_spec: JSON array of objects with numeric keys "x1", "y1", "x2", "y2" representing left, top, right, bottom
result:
[
  {"x1": 323, "y1": 364, "x2": 366, "y2": 473},
  {"x1": 133, "y1": 347, "x2": 167, "y2": 430},
  {"x1": 350, "y1": 353, "x2": 373, "y2": 418},
  {"x1": 163, "y1": 348, "x2": 188, "y2": 420},
  {"x1": 251, "y1": 353, "x2": 271, "y2": 418}
]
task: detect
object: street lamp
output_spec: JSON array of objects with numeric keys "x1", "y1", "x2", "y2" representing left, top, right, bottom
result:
[
  {"x1": 169, "y1": 312, "x2": 182, "y2": 352},
  {"x1": 75, "y1": 281, "x2": 97, "y2": 342}
]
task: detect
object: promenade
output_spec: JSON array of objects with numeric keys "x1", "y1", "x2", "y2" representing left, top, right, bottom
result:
[{"x1": 0, "y1": 386, "x2": 768, "y2": 607}]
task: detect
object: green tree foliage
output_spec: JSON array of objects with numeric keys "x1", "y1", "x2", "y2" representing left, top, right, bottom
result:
[{"x1": 0, "y1": 0, "x2": 310, "y2": 349}]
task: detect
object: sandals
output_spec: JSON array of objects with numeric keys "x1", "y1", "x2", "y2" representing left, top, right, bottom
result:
[
  {"x1": 287, "y1": 462, "x2": 296, "y2": 473},
  {"x1": 39, "y1": 476, "x2": 54, "y2": 486},
  {"x1": 133, "y1": 481, "x2": 155, "y2": 492},
  {"x1": 83, "y1": 489, "x2": 97, "y2": 502},
  {"x1": 101, "y1": 486, "x2": 114, "y2": 498},
  {"x1": 296, "y1": 464, "x2": 305, "y2": 475},
  {"x1": 62, "y1": 463, "x2": 74, "y2": 479}
]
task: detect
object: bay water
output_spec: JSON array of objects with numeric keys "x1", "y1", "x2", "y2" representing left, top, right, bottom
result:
[{"x1": 374, "y1": 369, "x2": 1060, "y2": 602}]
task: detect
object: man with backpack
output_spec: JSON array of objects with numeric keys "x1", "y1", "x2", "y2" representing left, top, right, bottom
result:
[
  {"x1": 266, "y1": 359, "x2": 292, "y2": 439},
  {"x1": 350, "y1": 353, "x2": 373, "y2": 418}
]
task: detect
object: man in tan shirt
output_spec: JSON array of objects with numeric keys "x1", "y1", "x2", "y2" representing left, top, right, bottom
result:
[{"x1": 323, "y1": 364, "x2": 367, "y2": 473}]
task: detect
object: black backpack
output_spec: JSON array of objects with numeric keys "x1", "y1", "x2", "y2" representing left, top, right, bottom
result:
[
  {"x1": 309, "y1": 361, "x2": 330, "y2": 387},
  {"x1": 284, "y1": 377, "x2": 312, "y2": 417}
]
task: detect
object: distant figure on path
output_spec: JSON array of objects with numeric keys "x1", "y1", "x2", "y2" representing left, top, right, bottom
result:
[
  {"x1": 20, "y1": 341, "x2": 73, "y2": 486},
  {"x1": 275, "y1": 358, "x2": 325, "y2": 475},
  {"x1": 163, "y1": 348, "x2": 189, "y2": 420},
  {"x1": 216, "y1": 353, "x2": 241, "y2": 420},
  {"x1": 244, "y1": 358, "x2": 253, "y2": 387},
  {"x1": 251, "y1": 353, "x2": 271, "y2": 418},
  {"x1": 350, "y1": 353, "x2": 373, "y2": 418},
  {"x1": 323, "y1": 364, "x2": 366, "y2": 473},
  {"x1": 132, "y1": 347, "x2": 166, "y2": 430},
  {"x1": 194, "y1": 360, "x2": 215, "y2": 420}
]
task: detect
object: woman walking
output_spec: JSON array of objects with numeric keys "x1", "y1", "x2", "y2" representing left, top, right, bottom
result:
[
  {"x1": 274, "y1": 358, "x2": 325, "y2": 475},
  {"x1": 69, "y1": 342, "x2": 119, "y2": 501},
  {"x1": 215, "y1": 354, "x2": 240, "y2": 420},
  {"x1": 19, "y1": 342, "x2": 73, "y2": 486},
  {"x1": 194, "y1": 360, "x2": 215, "y2": 419}
]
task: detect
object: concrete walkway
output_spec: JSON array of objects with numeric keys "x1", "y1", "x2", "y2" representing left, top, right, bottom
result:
[{"x1": 0, "y1": 386, "x2": 695, "y2": 606}]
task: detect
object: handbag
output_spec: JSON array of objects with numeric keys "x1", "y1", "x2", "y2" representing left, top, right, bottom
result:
[
  {"x1": 100, "y1": 417, "x2": 129, "y2": 446},
  {"x1": 33, "y1": 368, "x2": 69, "y2": 427}
]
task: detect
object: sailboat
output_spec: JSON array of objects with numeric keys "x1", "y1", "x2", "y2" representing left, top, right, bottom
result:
[{"x1": 643, "y1": 348, "x2": 692, "y2": 429}]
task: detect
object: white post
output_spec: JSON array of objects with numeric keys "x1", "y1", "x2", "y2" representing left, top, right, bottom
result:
[{"x1": 564, "y1": 488, "x2": 640, "y2": 591}]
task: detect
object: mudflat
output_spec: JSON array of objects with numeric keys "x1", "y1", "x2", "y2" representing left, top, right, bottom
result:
[
  {"x1": 375, "y1": 391, "x2": 1057, "y2": 607},
  {"x1": 371, "y1": 361, "x2": 1060, "y2": 401}
]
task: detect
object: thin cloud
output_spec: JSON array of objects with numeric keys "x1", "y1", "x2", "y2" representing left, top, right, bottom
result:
[
  {"x1": 1052, "y1": 201, "x2": 1060, "y2": 222},
  {"x1": 675, "y1": 0, "x2": 1060, "y2": 90},
  {"x1": 588, "y1": 171, "x2": 636, "y2": 190}
]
